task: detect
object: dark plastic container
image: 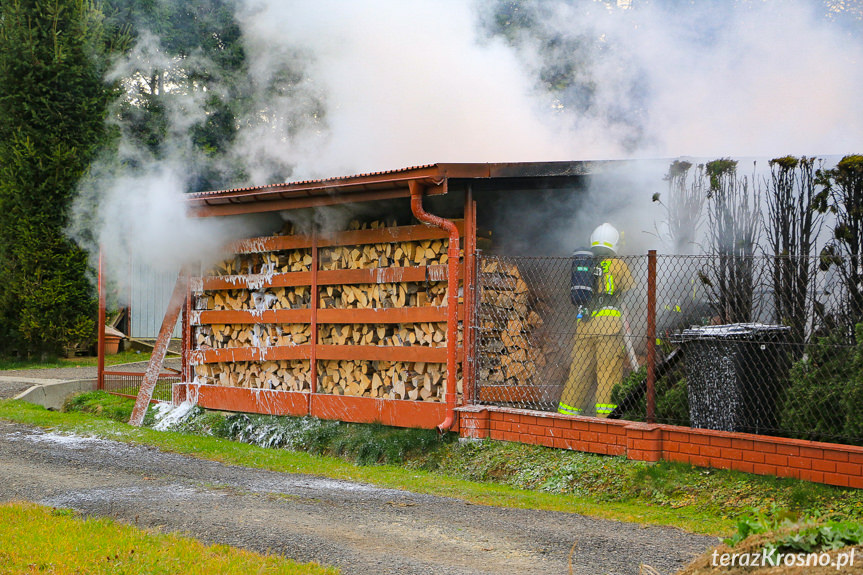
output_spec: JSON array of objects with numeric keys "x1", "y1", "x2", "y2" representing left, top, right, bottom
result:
[{"x1": 676, "y1": 323, "x2": 790, "y2": 434}]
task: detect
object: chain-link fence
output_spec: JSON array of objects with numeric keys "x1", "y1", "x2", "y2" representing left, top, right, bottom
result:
[
  {"x1": 102, "y1": 373, "x2": 177, "y2": 401},
  {"x1": 474, "y1": 253, "x2": 863, "y2": 446},
  {"x1": 101, "y1": 359, "x2": 183, "y2": 402}
]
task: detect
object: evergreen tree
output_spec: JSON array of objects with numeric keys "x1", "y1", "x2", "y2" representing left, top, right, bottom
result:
[{"x1": 0, "y1": 0, "x2": 116, "y2": 355}]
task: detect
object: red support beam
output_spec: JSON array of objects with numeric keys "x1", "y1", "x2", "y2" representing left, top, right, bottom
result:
[
  {"x1": 193, "y1": 309, "x2": 312, "y2": 325},
  {"x1": 97, "y1": 250, "x2": 106, "y2": 391},
  {"x1": 199, "y1": 265, "x2": 464, "y2": 291},
  {"x1": 309, "y1": 230, "x2": 319, "y2": 402},
  {"x1": 192, "y1": 306, "x2": 464, "y2": 326},
  {"x1": 463, "y1": 189, "x2": 477, "y2": 405},
  {"x1": 190, "y1": 344, "x2": 460, "y2": 365},
  {"x1": 129, "y1": 270, "x2": 190, "y2": 426},
  {"x1": 181, "y1": 271, "x2": 192, "y2": 385},
  {"x1": 226, "y1": 221, "x2": 464, "y2": 254}
]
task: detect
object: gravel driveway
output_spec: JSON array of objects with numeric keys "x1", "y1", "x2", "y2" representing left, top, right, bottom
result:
[{"x1": 0, "y1": 419, "x2": 717, "y2": 575}]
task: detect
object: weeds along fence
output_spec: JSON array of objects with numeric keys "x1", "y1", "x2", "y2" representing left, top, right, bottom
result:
[{"x1": 473, "y1": 253, "x2": 863, "y2": 447}]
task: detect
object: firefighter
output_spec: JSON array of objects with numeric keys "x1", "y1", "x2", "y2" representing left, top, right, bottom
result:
[{"x1": 558, "y1": 223, "x2": 634, "y2": 417}]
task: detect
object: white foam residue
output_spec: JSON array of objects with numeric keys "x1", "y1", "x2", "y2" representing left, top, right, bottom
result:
[
  {"x1": 189, "y1": 350, "x2": 205, "y2": 366},
  {"x1": 152, "y1": 400, "x2": 196, "y2": 431},
  {"x1": 41, "y1": 484, "x2": 211, "y2": 509},
  {"x1": 239, "y1": 238, "x2": 268, "y2": 254},
  {"x1": 251, "y1": 290, "x2": 266, "y2": 310},
  {"x1": 6, "y1": 430, "x2": 115, "y2": 450}
]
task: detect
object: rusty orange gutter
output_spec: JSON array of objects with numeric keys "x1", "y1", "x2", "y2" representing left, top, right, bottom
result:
[
  {"x1": 409, "y1": 180, "x2": 459, "y2": 433},
  {"x1": 186, "y1": 163, "x2": 491, "y2": 218}
]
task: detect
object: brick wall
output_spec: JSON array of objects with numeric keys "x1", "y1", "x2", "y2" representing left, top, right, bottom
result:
[{"x1": 457, "y1": 406, "x2": 863, "y2": 489}]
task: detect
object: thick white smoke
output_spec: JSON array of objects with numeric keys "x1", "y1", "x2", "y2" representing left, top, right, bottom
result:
[
  {"x1": 236, "y1": 0, "x2": 863, "y2": 176},
  {"x1": 69, "y1": 31, "x2": 269, "y2": 298},
  {"x1": 234, "y1": 0, "x2": 570, "y2": 179},
  {"x1": 70, "y1": 0, "x2": 863, "y2": 298}
]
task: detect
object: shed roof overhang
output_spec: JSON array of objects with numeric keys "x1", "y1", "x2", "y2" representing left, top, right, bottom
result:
[{"x1": 186, "y1": 161, "x2": 606, "y2": 217}]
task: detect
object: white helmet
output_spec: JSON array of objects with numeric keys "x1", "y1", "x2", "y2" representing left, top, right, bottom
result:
[{"x1": 590, "y1": 223, "x2": 620, "y2": 256}]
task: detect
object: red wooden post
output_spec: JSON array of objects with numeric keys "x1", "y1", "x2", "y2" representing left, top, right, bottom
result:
[
  {"x1": 308, "y1": 230, "x2": 319, "y2": 415},
  {"x1": 97, "y1": 249, "x2": 106, "y2": 391},
  {"x1": 646, "y1": 250, "x2": 657, "y2": 424},
  {"x1": 463, "y1": 188, "x2": 477, "y2": 405},
  {"x1": 181, "y1": 272, "x2": 192, "y2": 385}
]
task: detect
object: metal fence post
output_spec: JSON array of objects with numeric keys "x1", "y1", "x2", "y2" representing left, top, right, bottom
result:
[{"x1": 646, "y1": 250, "x2": 657, "y2": 424}]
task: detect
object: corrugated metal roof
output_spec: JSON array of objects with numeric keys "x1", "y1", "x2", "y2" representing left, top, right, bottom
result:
[
  {"x1": 186, "y1": 164, "x2": 440, "y2": 199},
  {"x1": 186, "y1": 161, "x2": 606, "y2": 217}
]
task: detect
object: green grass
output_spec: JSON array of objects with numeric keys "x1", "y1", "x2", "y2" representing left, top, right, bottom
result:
[
  {"x1": 0, "y1": 349, "x2": 155, "y2": 370},
  {"x1": 64, "y1": 391, "x2": 149, "y2": 424},
  {"x1": 0, "y1": 501, "x2": 338, "y2": 575},
  {"x1": 3, "y1": 396, "x2": 863, "y2": 538}
]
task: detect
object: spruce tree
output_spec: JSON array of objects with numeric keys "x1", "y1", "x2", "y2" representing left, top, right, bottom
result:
[{"x1": 0, "y1": 0, "x2": 114, "y2": 356}]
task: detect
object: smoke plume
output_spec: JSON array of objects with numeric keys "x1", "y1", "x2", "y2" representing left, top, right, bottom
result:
[{"x1": 69, "y1": 0, "x2": 863, "y2": 297}]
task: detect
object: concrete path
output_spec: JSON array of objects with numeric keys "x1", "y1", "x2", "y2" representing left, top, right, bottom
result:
[{"x1": 0, "y1": 359, "x2": 181, "y2": 408}]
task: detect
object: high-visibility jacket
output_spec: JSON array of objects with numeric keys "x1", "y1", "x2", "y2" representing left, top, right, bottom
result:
[
  {"x1": 559, "y1": 257, "x2": 633, "y2": 417},
  {"x1": 585, "y1": 258, "x2": 631, "y2": 318}
]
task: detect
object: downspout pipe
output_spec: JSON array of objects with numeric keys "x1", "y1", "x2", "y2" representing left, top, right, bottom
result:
[{"x1": 409, "y1": 180, "x2": 459, "y2": 433}]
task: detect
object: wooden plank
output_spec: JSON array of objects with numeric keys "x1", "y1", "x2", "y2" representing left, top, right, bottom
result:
[
  {"x1": 191, "y1": 345, "x2": 313, "y2": 364},
  {"x1": 191, "y1": 343, "x2": 464, "y2": 364},
  {"x1": 227, "y1": 221, "x2": 466, "y2": 255},
  {"x1": 187, "y1": 384, "x2": 311, "y2": 416},
  {"x1": 195, "y1": 305, "x2": 464, "y2": 326},
  {"x1": 198, "y1": 265, "x2": 463, "y2": 292},
  {"x1": 193, "y1": 309, "x2": 312, "y2": 325},
  {"x1": 201, "y1": 272, "x2": 312, "y2": 290},
  {"x1": 310, "y1": 394, "x2": 448, "y2": 429}
]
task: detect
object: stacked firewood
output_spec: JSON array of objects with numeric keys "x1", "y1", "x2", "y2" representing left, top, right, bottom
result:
[
  {"x1": 319, "y1": 282, "x2": 447, "y2": 309},
  {"x1": 207, "y1": 249, "x2": 312, "y2": 276},
  {"x1": 191, "y1": 218, "x2": 462, "y2": 400},
  {"x1": 195, "y1": 323, "x2": 311, "y2": 349},
  {"x1": 318, "y1": 359, "x2": 455, "y2": 400},
  {"x1": 318, "y1": 322, "x2": 451, "y2": 347},
  {"x1": 195, "y1": 286, "x2": 312, "y2": 312},
  {"x1": 194, "y1": 360, "x2": 311, "y2": 391},
  {"x1": 476, "y1": 260, "x2": 547, "y2": 385},
  {"x1": 319, "y1": 240, "x2": 450, "y2": 270}
]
